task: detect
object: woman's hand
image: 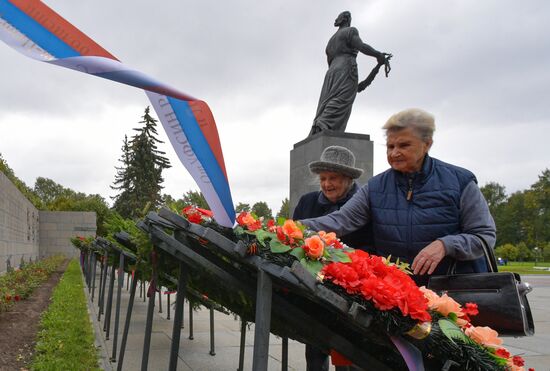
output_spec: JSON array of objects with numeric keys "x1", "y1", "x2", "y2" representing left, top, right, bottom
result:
[{"x1": 411, "y1": 240, "x2": 446, "y2": 275}]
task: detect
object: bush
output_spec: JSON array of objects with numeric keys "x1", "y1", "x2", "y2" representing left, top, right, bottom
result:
[{"x1": 0, "y1": 255, "x2": 65, "y2": 313}]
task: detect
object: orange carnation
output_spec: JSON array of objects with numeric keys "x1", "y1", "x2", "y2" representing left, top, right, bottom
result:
[{"x1": 304, "y1": 235, "x2": 324, "y2": 260}]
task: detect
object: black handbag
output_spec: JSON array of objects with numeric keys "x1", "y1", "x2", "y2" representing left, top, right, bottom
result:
[{"x1": 427, "y1": 236, "x2": 535, "y2": 336}]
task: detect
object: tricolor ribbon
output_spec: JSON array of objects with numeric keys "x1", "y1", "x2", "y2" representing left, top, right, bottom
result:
[
  {"x1": 390, "y1": 335, "x2": 425, "y2": 371},
  {"x1": 0, "y1": 0, "x2": 235, "y2": 226}
]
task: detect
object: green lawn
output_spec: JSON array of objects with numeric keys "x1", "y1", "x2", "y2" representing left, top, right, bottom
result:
[
  {"x1": 497, "y1": 261, "x2": 550, "y2": 275},
  {"x1": 31, "y1": 259, "x2": 100, "y2": 371}
]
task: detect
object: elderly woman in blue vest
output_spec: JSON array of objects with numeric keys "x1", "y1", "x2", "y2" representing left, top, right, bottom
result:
[
  {"x1": 301, "y1": 108, "x2": 496, "y2": 286},
  {"x1": 293, "y1": 145, "x2": 370, "y2": 371}
]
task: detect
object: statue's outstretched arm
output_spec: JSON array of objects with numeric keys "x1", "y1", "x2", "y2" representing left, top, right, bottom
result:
[{"x1": 349, "y1": 29, "x2": 385, "y2": 62}]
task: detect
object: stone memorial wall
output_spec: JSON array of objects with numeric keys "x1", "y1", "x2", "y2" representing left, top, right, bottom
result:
[{"x1": 0, "y1": 171, "x2": 96, "y2": 273}]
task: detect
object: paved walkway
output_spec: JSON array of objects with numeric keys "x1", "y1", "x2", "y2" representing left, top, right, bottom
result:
[{"x1": 84, "y1": 271, "x2": 550, "y2": 371}]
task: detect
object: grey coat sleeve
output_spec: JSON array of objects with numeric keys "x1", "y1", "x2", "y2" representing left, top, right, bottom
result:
[
  {"x1": 439, "y1": 181, "x2": 497, "y2": 260},
  {"x1": 300, "y1": 184, "x2": 372, "y2": 236}
]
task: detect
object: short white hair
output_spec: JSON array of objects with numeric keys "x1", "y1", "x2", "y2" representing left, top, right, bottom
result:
[{"x1": 383, "y1": 108, "x2": 435, "y2": 142}]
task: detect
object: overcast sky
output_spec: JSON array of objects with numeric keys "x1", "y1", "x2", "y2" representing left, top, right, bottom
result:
[{"x1": 1, "y1": 0, "x2": 549, "y2": 213}]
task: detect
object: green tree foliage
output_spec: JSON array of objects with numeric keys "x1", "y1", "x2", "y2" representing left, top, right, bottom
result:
[
  {"x1": 181, "y1": 190, "x2": 208, "y2": 209},
  {"x1": 516, "y1": 242, "x2": 533, "y2": 261},
  {"x1": 486, "y1": 170, "x2": 550, "y2": 253},
  {"x1": 34, "y1": 177, "x2": 71, "y2": 205},
  {"x1": 111, "y1": 135, "x2": 135, "y2": 218},
  {"x1": 528, "y1": 169, "x2": 550, "y2": 244},
  {"x1": 480, "y1": 181, "x2": 507, "y2": 217},
  {"x1": 33, "y1": 177, "x2": 111, "y2": 236},
  {"x1": 276, "y1": 197, "x2": 290, "y2": 219},
  {"x1": 495, "y1": 243, "x2": 519, "y2": 261},
  {"x1": 251, "y1": 201, "x2": 273, "y2": 219},
  {"x1": 235, "y1": 202, "x2": 250, "y2": 213},
  {"x1": 0, "y1": 153, "x2": 43, "y2": 208},
  {"x1": 112, "y1": 107, "x2": 171, "y2": 219},
  {"x1": 162, "y1": 190, "x2": 209, "y2": 214}
]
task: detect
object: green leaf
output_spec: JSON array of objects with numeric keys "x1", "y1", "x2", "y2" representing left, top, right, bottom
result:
[
  {"x1": 301, "y1": 258, "x2": 324, "y2": 276},
  {"x1": 234, "y1": 226, "x2": 245, "y2": 235},
  {"x1": 270, "y1": 240, "x2": 292, "y2": 253},
  {"x1": 277, "y1": 217, "x2": 286, "y2": 226},
  {"x1": 328, "y1": 249, "x2": 352, "y2": 263},
  {"x1": 254, "y1": 230, "x2": 275, "y2": 246},
  {"x1": 290, "y1": 247, "x2": 306, "y2": 260},
  {"x1": 438, "y1": 318, "x2": 469, "y2": 343},
  {"x1": 447, "y1": 312, "x2": 458, "y2": 322}
]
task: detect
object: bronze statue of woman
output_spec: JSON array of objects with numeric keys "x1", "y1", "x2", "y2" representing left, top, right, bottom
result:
[{"x1": 309, "y1": 11, "x2": 391, "y2": 136}]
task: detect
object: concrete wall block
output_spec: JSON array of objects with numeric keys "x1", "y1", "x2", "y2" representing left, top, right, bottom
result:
[
  {"x1": 1, "y1": 173, "x2": 97, "y2": 261},
  {"x1": 40, "y1": 223, "x2": 58, "y2": 231}
]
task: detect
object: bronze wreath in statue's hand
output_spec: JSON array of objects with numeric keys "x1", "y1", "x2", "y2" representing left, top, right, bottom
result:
[{"x1": 358, "y1": 52, "x2": 393, "y2": 93}]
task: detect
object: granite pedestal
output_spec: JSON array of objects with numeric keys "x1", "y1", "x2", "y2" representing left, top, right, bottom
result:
[{"x1": 289, "y1": 132, "x2": 373, "y2": 216}]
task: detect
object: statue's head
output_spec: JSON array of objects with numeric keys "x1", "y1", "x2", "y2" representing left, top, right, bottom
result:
[{"x1": 334, "y1": 11, "x2": 351, "y2": 27}]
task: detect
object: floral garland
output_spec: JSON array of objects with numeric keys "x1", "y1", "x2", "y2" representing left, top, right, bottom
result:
[
  {"x1": 180, "y1": 207, "x2": 532, "y2": 371},
  {"x1": 420, "y1": 287, "x2": 530, "y2": 371},
  {"x1": 322, "y1": 249, "x2": 431, "y2": 322}
]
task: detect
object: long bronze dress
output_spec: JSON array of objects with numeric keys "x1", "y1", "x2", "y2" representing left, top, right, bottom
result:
[{"x1": 309, "y1": 27, "x2": 378, "y2": 136}]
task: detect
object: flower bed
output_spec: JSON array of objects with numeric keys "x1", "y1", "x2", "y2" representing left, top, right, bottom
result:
[{"x1": 0, "y1": 255, "x2": 65, "y2": 313}]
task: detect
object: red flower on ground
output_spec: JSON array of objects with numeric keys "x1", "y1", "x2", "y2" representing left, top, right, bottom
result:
[
  {"x1": 14, "y1": 295, "x2": 20, "y2": 302},
  {"x1": 5, "y1": 294, "x2": 11, "y2": 302}
]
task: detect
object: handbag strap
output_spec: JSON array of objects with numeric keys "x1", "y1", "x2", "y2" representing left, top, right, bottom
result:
[
  {"x1": 447, "y1": 234, "x2": 498, "y2": 274},
  {"x1": 478, "y1": 235, "x2": 498, "y2": 273}
]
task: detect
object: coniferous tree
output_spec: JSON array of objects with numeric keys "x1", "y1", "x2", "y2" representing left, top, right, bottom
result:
[
  {"x1": 112, "y1": 107, "x2": 171, "y2": 219},
  {"x1": 276, "y1": 197, "x2": 290, "y2": 219},
  {"x1": 252, "y1": 201, "x2": 273, "y2": 219},
  {"x1": 111, "y1": 135, "x2": 136, "y2": 218}
]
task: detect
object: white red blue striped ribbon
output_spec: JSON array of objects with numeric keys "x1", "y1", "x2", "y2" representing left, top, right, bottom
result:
[{"x1": 0, "y1": 0, "x2": 235, "y2": 226}]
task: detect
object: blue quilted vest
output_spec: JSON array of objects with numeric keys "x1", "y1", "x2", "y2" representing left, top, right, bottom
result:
[{"x1": 368, "y1": 155, "x2": 487, "y2": 279}]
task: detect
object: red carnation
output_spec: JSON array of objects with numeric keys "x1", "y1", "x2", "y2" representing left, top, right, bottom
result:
[
  {"x1": 14, "y1": 295, "x2": 20, "y2": 302},
  {"x1": 196, "y1": 207, "x2": 213, "y2": 217},
  {"x1": 276, "y1": 226, "x2": 287, "y2": 244},
  {"x1": 266, "y1": 219, "x2": 276, "y2": 231},
  {"x1": 512, "y1": 355, "x2": 525, "y2": 367},
  {"x1": 495, "y1": 348, "x2": 510, "y2": 359},
  {"x1": 463, "y1": 302, "x2": 479, "y2": 317}
]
